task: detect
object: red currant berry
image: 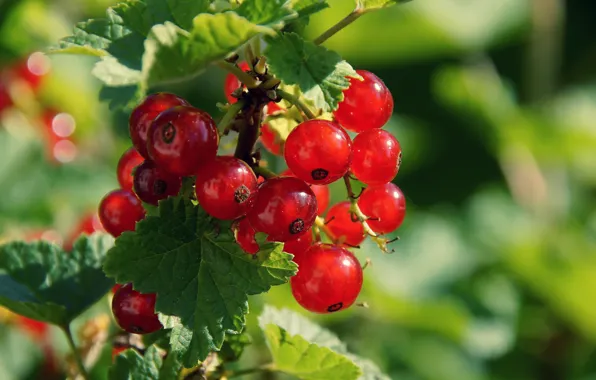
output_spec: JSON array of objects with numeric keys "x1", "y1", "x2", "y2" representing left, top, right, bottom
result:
[
  {"x1": 358, "y1": 183, "x2": 406, "y2": 234},
  {"x1": 281, "y1": 169, "x2": 330, "y2": 215},
  {"x1": 0, "y1": 82, "x2": 12, "y2": 112},
  {"x1": 133, "y1": 160, "x2": 182, "y2": 206},
  {"x1": 247, "y1": 177, "x2": 317, "y2": 242},
  {"x1": 282, "y1": 229, "x2": 313, "y2": 256},
  {"x1": 17, "y1": 316, "x2": 49, "y2": 342},
  {"x1": 195, "y1": 156, "x2": 257, "y2": 220},
  {"x1": 129, "y1": 93, "x2": 189, "y2": 159},
  {"x1": 325, "y1": 201, "x2": 365, "y2": 246},
  {"x1": 112, "y1": 283, "x2": 162, "y2": 334},
  {"x1": 98, "y1": 189, "x2": 145, "y2": 237},
  {"x1": 234, "y1": 218, "x2": 259, "y2": 254},
  {"x1": 351, "y1": 129, "x2": 402, "y2": 186},
  {"x1": 260, "y1": 103, "x2": 284, "y2": 155},
  {"x1": 284, "y1": 120, "x2": 352, "y2": 185},
  {"x1": 112, "y1": 284, "x2": 123, "y2": 294},
  {"x1": 147, "y1": 106, "x2": 219, "y2": 177},
  {"x1": 117, "y1": 147, "x2": 144, "y2": 191},
  {"x1": 334, "y1": 70, "x2": 393, "y2": 133},
  {"x1": 224, "y1": 61, "x2": 250, "y2": 103},
  {"x1": 291, "y1": 243, "x2": 363, "y2": 313},
  {"x1": 13, "y1": 52, "x2": 51, "y2": 91},
  {"x1": 112, "y1": 346, "x2": 128, "y2": 361}
]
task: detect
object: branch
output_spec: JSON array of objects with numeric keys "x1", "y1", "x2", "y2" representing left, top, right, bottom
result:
[
  {"x1": 314, "y1": 8, "x2": 365, "y2": 45},
  {"x1": 277, "y1": 89, "x2": 316, "y2": 120},
  {"x1": 216, "y1": 61, "x2": 258, "y2": 88},
  {"x1": 62, "y1": 324, "x2": 90, "y2": 380}
]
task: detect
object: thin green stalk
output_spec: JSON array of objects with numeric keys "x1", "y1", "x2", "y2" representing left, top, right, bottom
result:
[
  {"x1": 245, "y1": 43, "x2": 256, "y2": 70},
  {"x1": 227, "y1": 363, "x2": 275, "y2": 378},
  {"x1": 314, "y1": 8, "x2": 364, "y2": 45},
  {"x1": 277, "y1": 89, "x2": 316, "y2": 120},
  {"x1": 218, "y1": 100, "x2": 246, "y2": 136},
  {"x1": 62, "y1": 324, "x2": 90, "y2": 380},
  {"x1": 252, "y1": 37, "x2": 262, "y2": 57},
  {"x1": 216, "y1": 61, "x2": 258, "y2": 88},
  {"x1": 253, "y1": 166, "x2": 277, "y2": 179}
]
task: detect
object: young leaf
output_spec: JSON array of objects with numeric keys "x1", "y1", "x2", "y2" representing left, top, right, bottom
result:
[
  {"x1": 167, "y1": 0, "x2": 212, "y2": 30},
  {"x1": 265, "y1": 32, "x2": 360, "y2": 111},
  {"x1": 220, "y1": 331, "x2": 252, "y2": 362},
  {"x1": 0, "y1": 234, "x2": 114, "y2": 326},
  {"x1": 356, "y1": 0, "x2": 413, "y2": 11},
  {"x1": 110, "y1": 345, "x2": 181, "y2": 380},
  {"x1": 103, "y1": 197, "x2": 297, "y2": 367},
  {"x1": 235, "y1": 0, "x2": 297, "y2": 28},
  {"x1": 259, "y1": 306, "x2": 391, "y2": 380},
  {"x1": 259, "y1": 320, "x2": 362, "y2": 379}
]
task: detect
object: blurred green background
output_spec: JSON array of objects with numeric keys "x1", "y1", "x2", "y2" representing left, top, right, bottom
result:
[{"x1": 2, "y1": 0, "x2": 596, "y2": 379}]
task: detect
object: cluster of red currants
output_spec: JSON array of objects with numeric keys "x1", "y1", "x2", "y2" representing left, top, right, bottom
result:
[{"x1": 103, "y1": 67, "x2": 405, "y2": 335}]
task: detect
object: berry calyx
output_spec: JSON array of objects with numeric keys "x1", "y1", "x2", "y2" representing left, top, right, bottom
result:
[
  {"x1": 133, "y1": 160, "x2": 182, "y2": 205},
  {"x1": 351, "y1": 129, "x2": 402, "y2": 186},
  {"x1": 117, "y1": 147, "x2": 144, "y2": 191},
  {"x1": 129, "y1": 93, "x2": 189, "y2": 159},
  {"x1": 98, "y1": 189, "x2": 145, "y2": 237},
  {"x1": 325, "y1": 201, "x2": 365, "y2": 247},
  {"x1": 234, "y1": 218, "x2": 259, "y2": 254},
  {"x1": 147, "y1": 106, "x2": 219, "y2": 177},
  {"x1": 224, "y1": 61, "x2": 250, "y2": 103},
  {"x1": 111, "y1": 283, "x2": 162, "y2": 334},
  {"x1": 291, "y1": 243, "x2": 363, "y2": 313},
  {"x1": 195, "y1": 156, "x2": 258, "y2": 220},
  {"x1": 334, "y1": 70, "x2": 393, "y2": 133},
  {"x1": 358, "y1": 183, "x2": 406, "y2": 234},
  {"x1": 284, "y1": 120, "x2": 352, "y2": 185},
  {"x1": 247, "y1": 177, "x2": 317, "y2": 242}
]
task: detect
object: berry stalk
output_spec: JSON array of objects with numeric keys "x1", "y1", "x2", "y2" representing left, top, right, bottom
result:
[
  {"x1": 313, "y1": 8, "x2": 365, "y2": 45},
  {"x1": 217, "y1": 99, "x2": 246, "y2": 136},
  {"x1": 62, "y1": 324, "x2": 90, "y2": 380},
  {"x1": 277, "y1": 89, "x2": 316, "y2": 120},
  {"x1": 216, "y1": 61, "x2": 259, "y2": 88},
  {"x1": 342, "y1": 175, "x2": 392, "y2": 253}
]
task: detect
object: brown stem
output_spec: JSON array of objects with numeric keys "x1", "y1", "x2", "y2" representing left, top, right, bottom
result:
[{"x1": 234, "y1": 103, "x2": 264, "y2": 166}]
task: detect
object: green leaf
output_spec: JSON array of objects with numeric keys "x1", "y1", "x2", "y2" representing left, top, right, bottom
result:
[
  {"x1": 0, "y1": 234, "x2": 114, "y2": 326},
  {"x1": 103, "y1": 197, "x2": 297, "y2": 367},
  {"x1": 142, "y1": 13, "x2": 273, "y2": 87},
  {"x1": 220, "y1": 332, "x2": 252, "y2": 362},
  {"x1": 284, "y1": 0, "x2": 329, "y2": 33},
  {"x1": 356, "y1": 0, "x2": 413, "y2": 11},
  {"x1": 265, "y1": 32, "x2": 360, "y2": 111},
  {"x1": 110, "y1": 345, "x2": 180, "y2": 380},
  {"x1": 236, "y1": 0, "x2": 297, "y2": 28},
  {"x1": 167, "y1": 0, "x2": 211, "y2": 30},
  {"x1": 259, "y1": 306, "x2": 391, "y2": 380}
]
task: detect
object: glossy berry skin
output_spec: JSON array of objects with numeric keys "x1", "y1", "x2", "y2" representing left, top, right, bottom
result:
[
  {"x1": 112, "y1": 283, "x2": 162, "y2": 334},
  {"x1": 112, "y1": 284, "x2": 123, "y2": 294},
  {"x1": 98, "y1": 190, "x2": 145, "y2": 237},
  {"x1": 351, "y1": 129, "x2": 402, "y2": 186},
  {"x1": 325, "y1": 201, "x2": 365, "y2": 246},
  {"x1": 129, "y1": 93, "x2": 189, "y2": 159},
  {"x1": 247, "y1": 177, "x2": 317, "y2": 242},
  {"x1": 334, "y1": 70, "x2": 393, "y2": 133},
  {"x1": 281, "y1": 169, "x2": 329, "y2": 215},
  {"x1": 282, "y1": 229, "x2": 313, "y2": 256},
  {"x1": 260, "y1": 102, "x2": 283, "y2": 155},
  {"x1": 147, "y1": 106, "x2": 219, "y2": 177},
  {"x1": 235, "y1": 218, "x2": 259, "y2": 254},
  {"x1": 284, "y1": 120, "x2": 352, "y2": 185},
  {"x1": 358, "y1": 183, "x2": 406, "y2": 234},
  {"x1": 224, "y1": 61, "x2": 250, "y2": 103},
  {"x1": 133, "y1": 160, "x2": 182, "y2": 206},
  {"x1": 117, "y1": 147, "x2": 144, "y2": 191},
  {"x1": 195, "y1": 156, "x2": 257, "y2": 220},
  {"x1": 291, "y1": 244, "x2": 363, "y2": 313}
]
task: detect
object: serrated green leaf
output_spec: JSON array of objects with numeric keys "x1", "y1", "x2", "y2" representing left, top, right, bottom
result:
[
  {"x1": 0, "y1": 234, "x2": 114, "y2": 326},
  {"x1": 99, "y1": 84, "x2": 144, "y2": 111},
  {"x1": 110, "y1": 345, "x2": 180, "y2": 380},
  {"x1": 356, "y1": 0, "x2": 413, "y2": 10},
  {"x1": 284, "y1": 0, "x2": 329, "y2": 33},
  {"x1": 103, "y1": 197, "x2": 297, "y2": 367},
  {"x1": 259, "y1": 306, "x2": 390, "y2": 380},
  {"x1": 92, "y1": 56, "x2": 143, "y2": 86},
  {"x1": 167, "y1": 0, "x2": 211, "y2": 29},
  {"x1": 236, "y1": 0, "x2": 297, "y2": 28},
  {"x1": 259, "y1": 321, "x2": 361, "y2": 379},
  {"x1": 265, "y1": 32, "x2": 359, "y2": 111},
  {"x1": 220, "y1": 331, "x2": 252, "y2": 362},
  {"x1": 142, "y1": 13, "x2": 273, "y2": 87}
]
